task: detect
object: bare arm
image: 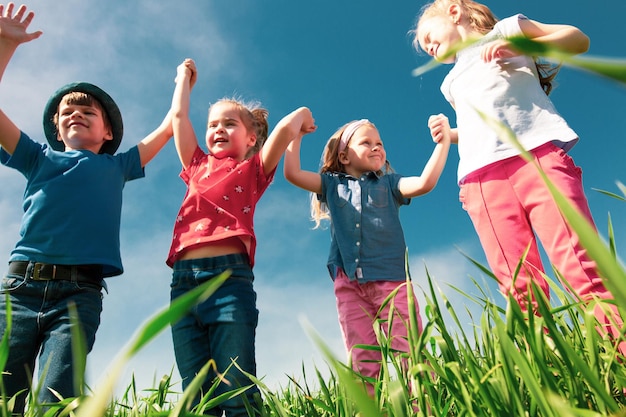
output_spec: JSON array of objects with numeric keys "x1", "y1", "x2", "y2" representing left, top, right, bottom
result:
[
  {"x1": 171, "y1": 59, "x2": 198, "y2": 169},
  {"x1": 261, "y1": 106, "x2": 316, "y2": 177},
  {"x1": 519, "y1": 19, "x2": 589, "y2": 54},
  {"x1": 283, "y1": 135, "x2": 322, "y2": 194},
  {"x1": 481, "y1": 18, "x2": 589, "y2": 62},
  {"x1": 0, "y1": 3, "x2": 41, "y2": 154},
  {"x1": 398, "y1": 114, "x2": 451, "y2": 198},
  {"x1": 137, "y1": 109, "x2": 173, "y2": 167}
]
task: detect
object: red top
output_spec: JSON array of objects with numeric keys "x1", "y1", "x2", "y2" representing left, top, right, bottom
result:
[{"x1": 167, "y1": 146, "x2": 275, "y2": 267}]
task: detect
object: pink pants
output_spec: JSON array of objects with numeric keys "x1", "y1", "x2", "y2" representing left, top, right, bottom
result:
[
  {"x1": 460, "y1": 143, "x2": 621, "y2": 337},
  {"x1": 334, "y1": 269, "x2": 422, "y2": 383}
]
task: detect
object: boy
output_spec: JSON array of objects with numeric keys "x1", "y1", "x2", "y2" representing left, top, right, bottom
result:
[{"x1": 0, "y1": 3, "x2": 173, "y2": 413}]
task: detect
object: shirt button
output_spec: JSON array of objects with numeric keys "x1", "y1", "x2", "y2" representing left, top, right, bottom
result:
[
  {"x1": 355, "y1": 258, "x2": 359, "y2": 263},
  {"x1": 356, "y1": 242, "x2": 360, "y2": 246},
  {"x1": 356, "y1": 223, "x2": 360, "y2": 228}
]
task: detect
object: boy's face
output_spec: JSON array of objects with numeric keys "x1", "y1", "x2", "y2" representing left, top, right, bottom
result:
[{"x1": 56, "y1": 96, "x2": 113, "y2": 153}]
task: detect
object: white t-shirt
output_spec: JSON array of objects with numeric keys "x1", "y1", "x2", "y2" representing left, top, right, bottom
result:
[{"x1": 441, "y1": 14, "x2": 578, "y2": 183}]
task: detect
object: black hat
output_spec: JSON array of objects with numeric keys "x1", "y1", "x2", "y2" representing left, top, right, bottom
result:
[{"x1": 43, "y1": 82, "x2": 123, "y2": 155}]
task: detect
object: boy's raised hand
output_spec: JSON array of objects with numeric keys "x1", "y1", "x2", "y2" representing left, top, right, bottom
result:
[{"x1": 0, "y1": 3, "x2": 42, "y2": 45}]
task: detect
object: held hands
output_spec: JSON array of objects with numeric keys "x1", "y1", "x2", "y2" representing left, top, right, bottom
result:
[
  {"x1": 297, "y1": 107, "x2": 317, "y2": 137},
  {"x1": 175, "y1": 58, "x2": 197, "y2": 89},
  {"x1": 0, "y1": 3, "x2": 42, "y2": 46},
  {"x1": 428, "y1": 113, "x2": 451, "y2": 144}
]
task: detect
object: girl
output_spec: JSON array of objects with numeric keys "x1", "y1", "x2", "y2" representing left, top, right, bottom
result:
[
  {"x1": 412, "y1": 0, "x2": 622, "y2": 342},
  {"x1": 167, "y1": 58, "x2": 315, "y2": 417},
  {"x1": 284, "y1": 118, "x2": 450, "y2": 391}
]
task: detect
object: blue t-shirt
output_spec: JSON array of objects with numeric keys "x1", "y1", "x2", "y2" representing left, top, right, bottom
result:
[
  {"x1": 319, "y1": 171, "x2": 410, "y2": 283},
  {"x1": 0, "y1": 132, "x2": 144, "y2": 277}
]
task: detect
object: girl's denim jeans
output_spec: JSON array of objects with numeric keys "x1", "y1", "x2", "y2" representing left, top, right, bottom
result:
[{"x1": 170, "y1": 254, "x2": 260, "y2": 417}]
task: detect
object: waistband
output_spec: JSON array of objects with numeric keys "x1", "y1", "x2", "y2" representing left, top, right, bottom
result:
[
  {"x1": 8, "y1": 261, "x2": 104, "y2": 284},
  {"x1": 461, "y1": 142, "x2": 560, "y2": 184},
  {"x1": 173, "y1": 253, "x2": 251, "y2": 271}
]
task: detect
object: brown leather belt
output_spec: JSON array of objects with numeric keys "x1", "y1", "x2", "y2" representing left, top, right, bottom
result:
[{"x1": 8, "y1": 261, "x2": 103, "y2": 283}]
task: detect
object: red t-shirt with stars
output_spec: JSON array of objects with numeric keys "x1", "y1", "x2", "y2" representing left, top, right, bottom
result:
[{"x1": 166, "y1": 146, "x2": 275, "y2": 267}]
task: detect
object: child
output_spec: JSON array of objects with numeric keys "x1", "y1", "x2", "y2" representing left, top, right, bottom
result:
[
  {"x1": 167, "y1": 58, "x2": 315, "y2": 417},
  {"x1": 0, "y1": 3, "x2": 174, "y2": 413},
  {"x1": 412, "y1": 0, "x2": 622, "y2": 340},
  {"x1": 283, "y1": 117, "x2": 450, "y2": 392}
]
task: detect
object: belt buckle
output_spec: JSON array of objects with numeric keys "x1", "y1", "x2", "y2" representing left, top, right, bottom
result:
[{"x1": 32, "y1": 263, "x2": 55, "y2": 280}]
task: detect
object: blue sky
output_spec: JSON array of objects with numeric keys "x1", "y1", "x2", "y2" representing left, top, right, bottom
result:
[{"x1": 1, "y1": 0, "x2": 624, "y2": 396}]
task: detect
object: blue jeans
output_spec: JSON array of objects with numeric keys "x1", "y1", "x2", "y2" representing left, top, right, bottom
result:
[
  {"x1": 0, "y1": 270, "x2": 103, "y2": 414},
  {"x1": 170, "y1": 254, "x2": 260, "y2": 417}
]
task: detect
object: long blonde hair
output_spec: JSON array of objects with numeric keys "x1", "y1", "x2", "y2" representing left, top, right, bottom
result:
[
  {"x1": 310, "y1": 120, "x2": 391, "y2": 229},
  {"x1": 208, "y1": 98, "x2": 269, "y2": 158},
  {"x1": 413, "y1": 0, "x2": 559, "y2": 94}
]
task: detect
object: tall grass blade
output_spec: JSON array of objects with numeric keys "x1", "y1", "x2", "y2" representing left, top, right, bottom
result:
[
  {"x1": 68, "y1": 302, "x2": 87, "y2": 398},
  {"x1": 300, "y1": 318, "x2": 381, "y2": 417},
  {"x1": 475, "y1": 110, "x2": 626, "y2": 308},
  {"x1": 0, "y1": 295, "x2": 11, "y2": 416},
  {"x1": 76, "y1": 270, "x2": 230, "y2": 417},
  {"x1": 412, "y1": 36, "x2": 626, "y2": 87}
]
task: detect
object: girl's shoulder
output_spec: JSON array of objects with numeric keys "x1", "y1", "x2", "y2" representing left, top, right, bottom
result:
[{"x1": 493, "y1": 14, "x2": 526, "y2": 38}]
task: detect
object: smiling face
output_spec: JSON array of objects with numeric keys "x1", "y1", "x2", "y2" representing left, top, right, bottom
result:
[
  {"x1": 56, "y1": 94, "x2": 113, "y2": 153},
  {"x1": 205, "y1": 101, "x2": 256, "y2": 161},
  {"x1": 416, "y1": 13, "x2": 462, "y2": 63},
  {"x1": 339, "y1": 124, "x2": 386, "y2": 177}
]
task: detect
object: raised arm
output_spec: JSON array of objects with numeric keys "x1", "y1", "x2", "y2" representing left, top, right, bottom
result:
[
  {"x1": 398, "y1": 113, "x2": 451, "y2": 198},
  {"x1": 0, "y1": 3, "x2": 41, "y2": 154},
  {"x1": 261, "y1": 106, "x2": 316, "y2": 176},
  {"x1": 171, "y1": 58, "x2": 199, "y2": 169},
  {"x1": 137, "y1": 109, "x2": 173, "y2": 167},
  {"x1": 519, "y1": 19, "x2": 589, "y2": 54},
  {"x1": 283, "y1": 134, "x2": 322, "y2": 194},
  {"x1": 481, "y1": 18, "x2": 589, "y2": 62}
]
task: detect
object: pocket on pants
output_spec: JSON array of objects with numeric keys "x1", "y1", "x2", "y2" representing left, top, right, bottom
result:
[{"x1": 0, "y1": 275, "x2": 28, "y2": 293}]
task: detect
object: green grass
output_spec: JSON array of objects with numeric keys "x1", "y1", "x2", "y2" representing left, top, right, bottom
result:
[
  {"x1": 3, "y1": 193, "x2": 625, "y2": 416},
  {"x1": 3, "y1": 44, "x2": 626, "y2": 417}
]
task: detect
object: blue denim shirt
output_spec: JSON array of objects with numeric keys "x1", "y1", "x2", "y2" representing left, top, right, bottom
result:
[{"x1": 319, "y1": 171, "x2": 410, "y2": 282}]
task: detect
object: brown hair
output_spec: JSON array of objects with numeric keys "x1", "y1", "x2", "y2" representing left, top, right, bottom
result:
[{"x1": 208, "y1": 98, "x2": 269, "y2": 158}]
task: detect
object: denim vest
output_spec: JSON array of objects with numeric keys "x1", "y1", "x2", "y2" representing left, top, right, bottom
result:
[{"x1": 319, "y1": 171, "x2": 410, "y2": 282}]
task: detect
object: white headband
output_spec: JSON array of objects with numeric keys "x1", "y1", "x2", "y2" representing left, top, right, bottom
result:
[{"x1": 338, "y1": 119, "x2": 370, "y2": 155}]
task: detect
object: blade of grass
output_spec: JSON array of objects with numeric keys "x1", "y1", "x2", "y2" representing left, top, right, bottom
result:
[
  {"x1": 300, "y1": 318, "x2": 381, "y2": 417},
  {"x1": 475, "y1": 110, "x2": 626, "y2": 308},
  {"x1": 413, "y1": 36, "x2": 626, "y2": 87},
  {"x1": 76, "y1": 270, "x2": 230, "y2": 417}
]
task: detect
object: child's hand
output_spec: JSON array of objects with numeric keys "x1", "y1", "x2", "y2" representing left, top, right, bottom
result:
[
  {"x1": 480, "y1": 39, "x2": 519, "y2": 62},
  {"x1": 175, "y1": 58, "x2": 197, "y2": 88},
  {"x1": 0, "y1": 3, "x2": 42, "y2": 45},
  {"x1": 298, "y1": 107, "x2": 317, "y2": 136},
  {"x1": 428, "y1": 113, "x2": 451, "y2": 144}
]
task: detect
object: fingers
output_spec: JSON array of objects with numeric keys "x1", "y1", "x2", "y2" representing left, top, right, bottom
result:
[
  {"x1": 427, "y1": 113, "x2": 450, "y2": 143},
  {"x1": 428, "y1": 113, "x2": 448, "y2": 128},
  {"x1": 2, "y1": 3, "x2": 29, "y2": 23},
  {"x1": 0, "y1": 2, "x2": 36, "y2": 27},
  {"x1": 13, "y1": 4, "x2": 26, "y2": 21}
]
